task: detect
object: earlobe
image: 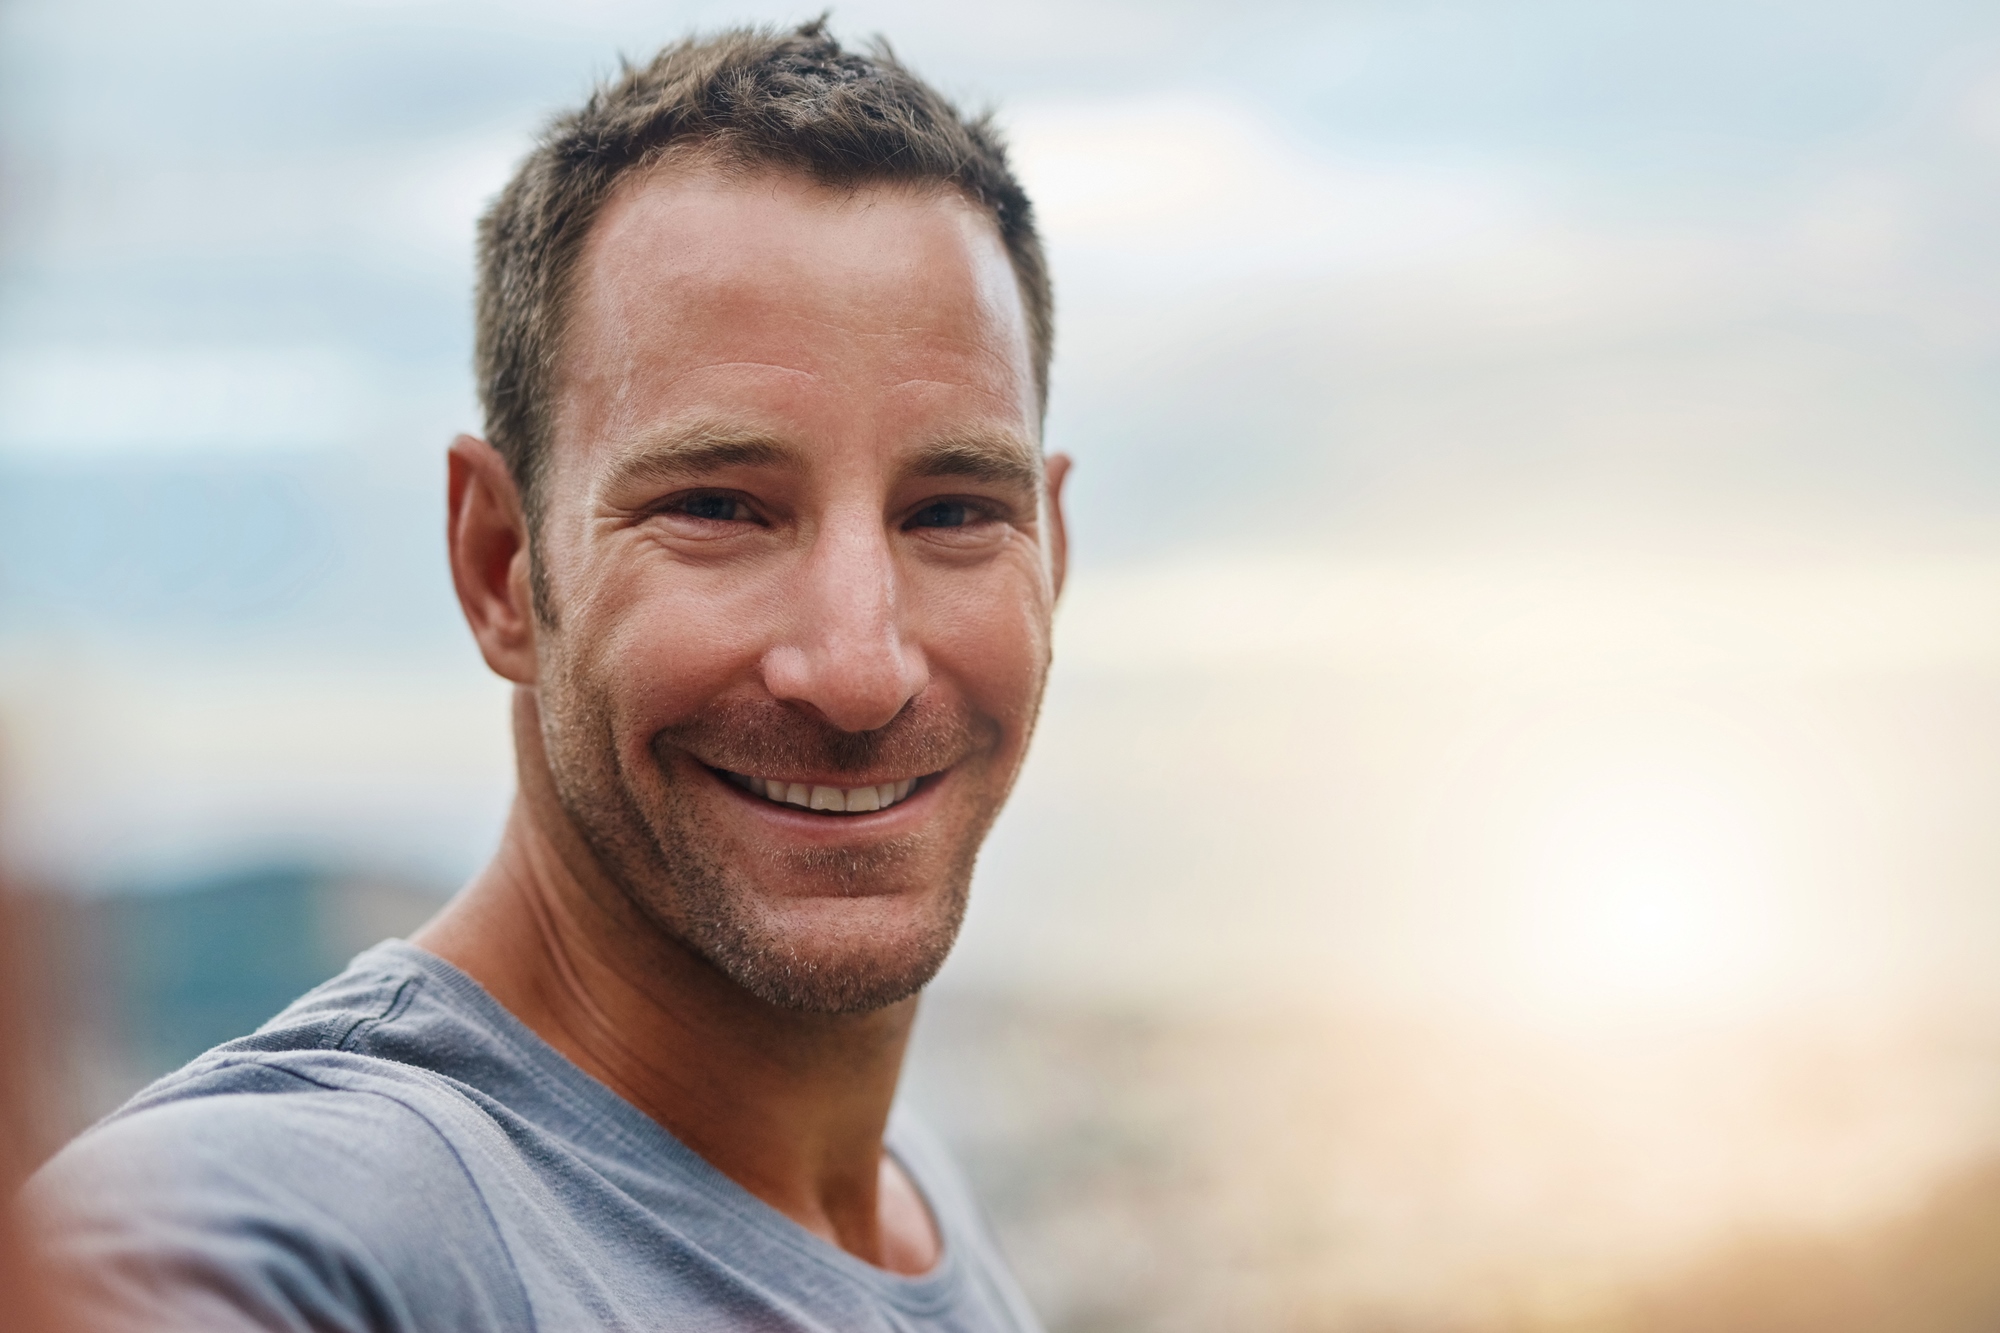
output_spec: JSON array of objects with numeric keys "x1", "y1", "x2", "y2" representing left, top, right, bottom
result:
[{"x1": 447, "y1": 434, "x2": 539, "y2": 684}]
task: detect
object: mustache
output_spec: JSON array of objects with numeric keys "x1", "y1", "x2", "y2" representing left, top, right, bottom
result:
[{"x1": 654, "y1": 694, "x2": 988, "y2": 778}]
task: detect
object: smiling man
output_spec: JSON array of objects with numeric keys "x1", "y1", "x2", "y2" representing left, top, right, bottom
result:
[{"x1": 29, "y1": 22, "x2": 1064, "y2": 1332}]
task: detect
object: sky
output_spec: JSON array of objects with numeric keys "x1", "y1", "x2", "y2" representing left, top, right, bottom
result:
[{"x1": 5, "y1": 0, "x2": 2000, "y2": 1025}]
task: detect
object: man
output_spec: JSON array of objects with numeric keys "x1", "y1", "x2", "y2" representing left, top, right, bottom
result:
[{"x1": 29, "y1": 21, "x2": 1067, "y2": 1331}]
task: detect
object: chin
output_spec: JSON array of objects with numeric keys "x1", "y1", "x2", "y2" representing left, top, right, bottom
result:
[
  {"x1": 624, "y1": 767, "x2": 993, "y2": 1014},
  {"x1": 691, "y1": 888, "x2": 971, "y2": 1014},
  {"x1": 544, "y1": 694, "x2": 996, "y2": 1013}
]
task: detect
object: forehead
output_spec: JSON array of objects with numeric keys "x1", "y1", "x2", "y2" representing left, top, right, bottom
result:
[{"x1": 553, "y1": 161, "x2": 1037, "y2": 464}]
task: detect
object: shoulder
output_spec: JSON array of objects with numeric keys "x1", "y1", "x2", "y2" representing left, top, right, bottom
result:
[
  {"x1": 46, "y1": 1056, "x2": 481, "y2": 1196},
  {"x1": 39, "y1": 938, "x2": 511, "y2": 1240},
  {"x1": 29, "y1": 1050, "x2": 530, "y2": 1331}
]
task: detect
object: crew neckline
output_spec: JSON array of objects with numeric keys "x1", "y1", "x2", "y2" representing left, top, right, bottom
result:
[{"x1": 363, "y1": 939, "x2": 964, "y2": 1310}]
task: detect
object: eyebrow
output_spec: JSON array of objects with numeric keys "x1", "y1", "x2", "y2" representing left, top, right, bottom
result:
[
  {"x1": 595, "y1": 421, "x2": 1043, "y2": 498},
  {"x1": 904, "y1": 432, "x2": 1042, "y2": 492},
  {"x1": 596, "y1": 424, "x2": 799, "y2": 499}
]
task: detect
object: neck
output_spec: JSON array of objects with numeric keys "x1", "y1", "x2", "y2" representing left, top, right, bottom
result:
[{"x1": 413, "y1": 690, "x2": 933, "y2": 1273}]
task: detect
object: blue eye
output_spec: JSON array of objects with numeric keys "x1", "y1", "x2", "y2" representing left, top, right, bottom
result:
[{"x1": 909, "y1": 500, "x2": 972, "y2": 528}]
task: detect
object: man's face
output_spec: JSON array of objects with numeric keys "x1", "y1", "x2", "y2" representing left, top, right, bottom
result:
[{"x1": 526, "y1": 163, "x2": 1065, "y2": 1013}]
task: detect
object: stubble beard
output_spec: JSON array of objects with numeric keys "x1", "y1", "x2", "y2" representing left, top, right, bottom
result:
[{"x1": 537, "y1": 665, "x2": 1010, "y2": 1014}]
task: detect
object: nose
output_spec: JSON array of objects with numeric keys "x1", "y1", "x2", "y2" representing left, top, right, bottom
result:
[{"x1": 759, "y1": 509, "x2": 928, "y2": 733}]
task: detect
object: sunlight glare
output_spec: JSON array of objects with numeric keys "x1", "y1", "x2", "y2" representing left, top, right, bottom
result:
[{"x1": 1515, "y1": 762, "x2": 1788, "y2": 1020}]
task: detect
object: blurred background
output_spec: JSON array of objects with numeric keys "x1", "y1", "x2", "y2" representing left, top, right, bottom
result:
[{"x1": 6, "y1": 0, "x2": 2000, "y2": 1328}]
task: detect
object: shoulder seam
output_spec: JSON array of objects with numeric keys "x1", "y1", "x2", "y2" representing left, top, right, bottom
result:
[{"x1": 334, "y1": 972, "x2": 421, "y2": 1052}]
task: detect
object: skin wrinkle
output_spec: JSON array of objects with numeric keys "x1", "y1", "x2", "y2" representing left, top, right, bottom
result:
[
  {"x1": 673, "y1": 359, "x2": 824, "y2": 379},
  {"x1": 509, "y1": 827, "x2": 637, "y2": 1074}
]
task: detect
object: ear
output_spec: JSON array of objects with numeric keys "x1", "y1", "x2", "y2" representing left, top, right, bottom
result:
[
  {"x1": 1043, "y1": 452, "x2": 1073, "y2": 602},
  {"x1": 447, "y1": 434, "x2": 539, "y2": 684}
]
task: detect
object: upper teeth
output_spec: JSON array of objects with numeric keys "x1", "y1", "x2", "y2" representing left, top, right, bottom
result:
[{"x1": 724, "y1": 771, "x2": 918, "y2": 813}]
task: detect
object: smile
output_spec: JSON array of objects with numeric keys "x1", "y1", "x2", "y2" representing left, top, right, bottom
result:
[{"x1": 717, "y1": 769, "x2": 924, "y2": 814}]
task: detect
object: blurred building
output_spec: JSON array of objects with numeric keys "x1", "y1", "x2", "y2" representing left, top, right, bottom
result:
[{"x1": 43, "y1": 866, "x2": 444, "y2": 1126}]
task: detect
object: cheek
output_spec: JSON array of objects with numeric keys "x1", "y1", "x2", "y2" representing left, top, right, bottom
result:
[
  {"x1": 567, "y1": 554, "x2": 788, "y2": 730},
  {"x1": 920, "y1": 568, "x2": 1054, "y2": 735}
]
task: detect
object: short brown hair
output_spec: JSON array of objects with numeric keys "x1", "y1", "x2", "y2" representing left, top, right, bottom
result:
[{"x1": 473, "y1": 18, "x2": 1053, "y2": 523}]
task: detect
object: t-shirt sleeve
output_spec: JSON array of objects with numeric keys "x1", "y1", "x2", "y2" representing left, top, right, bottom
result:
[{"x1": 24, "y1": 1078, "x2": 531, "y2": 1333}]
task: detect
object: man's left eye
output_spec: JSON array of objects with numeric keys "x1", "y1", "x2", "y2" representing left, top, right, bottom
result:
[
  {"x1": 672, "y1": 493, "x2": 750, "y2": 522},
  {"x1": 908, "y1": 500, "x2": 976, "y2": 529}
]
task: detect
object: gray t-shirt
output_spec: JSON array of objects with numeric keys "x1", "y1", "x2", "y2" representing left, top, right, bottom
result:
[{"x1": 28, "y1": 940, "x2": 1042, "y2": 1333}]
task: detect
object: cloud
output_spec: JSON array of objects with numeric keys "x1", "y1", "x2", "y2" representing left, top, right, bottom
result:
[
  {"x1": 0, "y1": 346, "x2": 371, "y2": 454},
  {"x1": 1007, "y1": 92, "x2": 1539, "y2": 284},
  {"x1": 1055, "y1": 553, "x2": 2000, "y2": 678}
]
